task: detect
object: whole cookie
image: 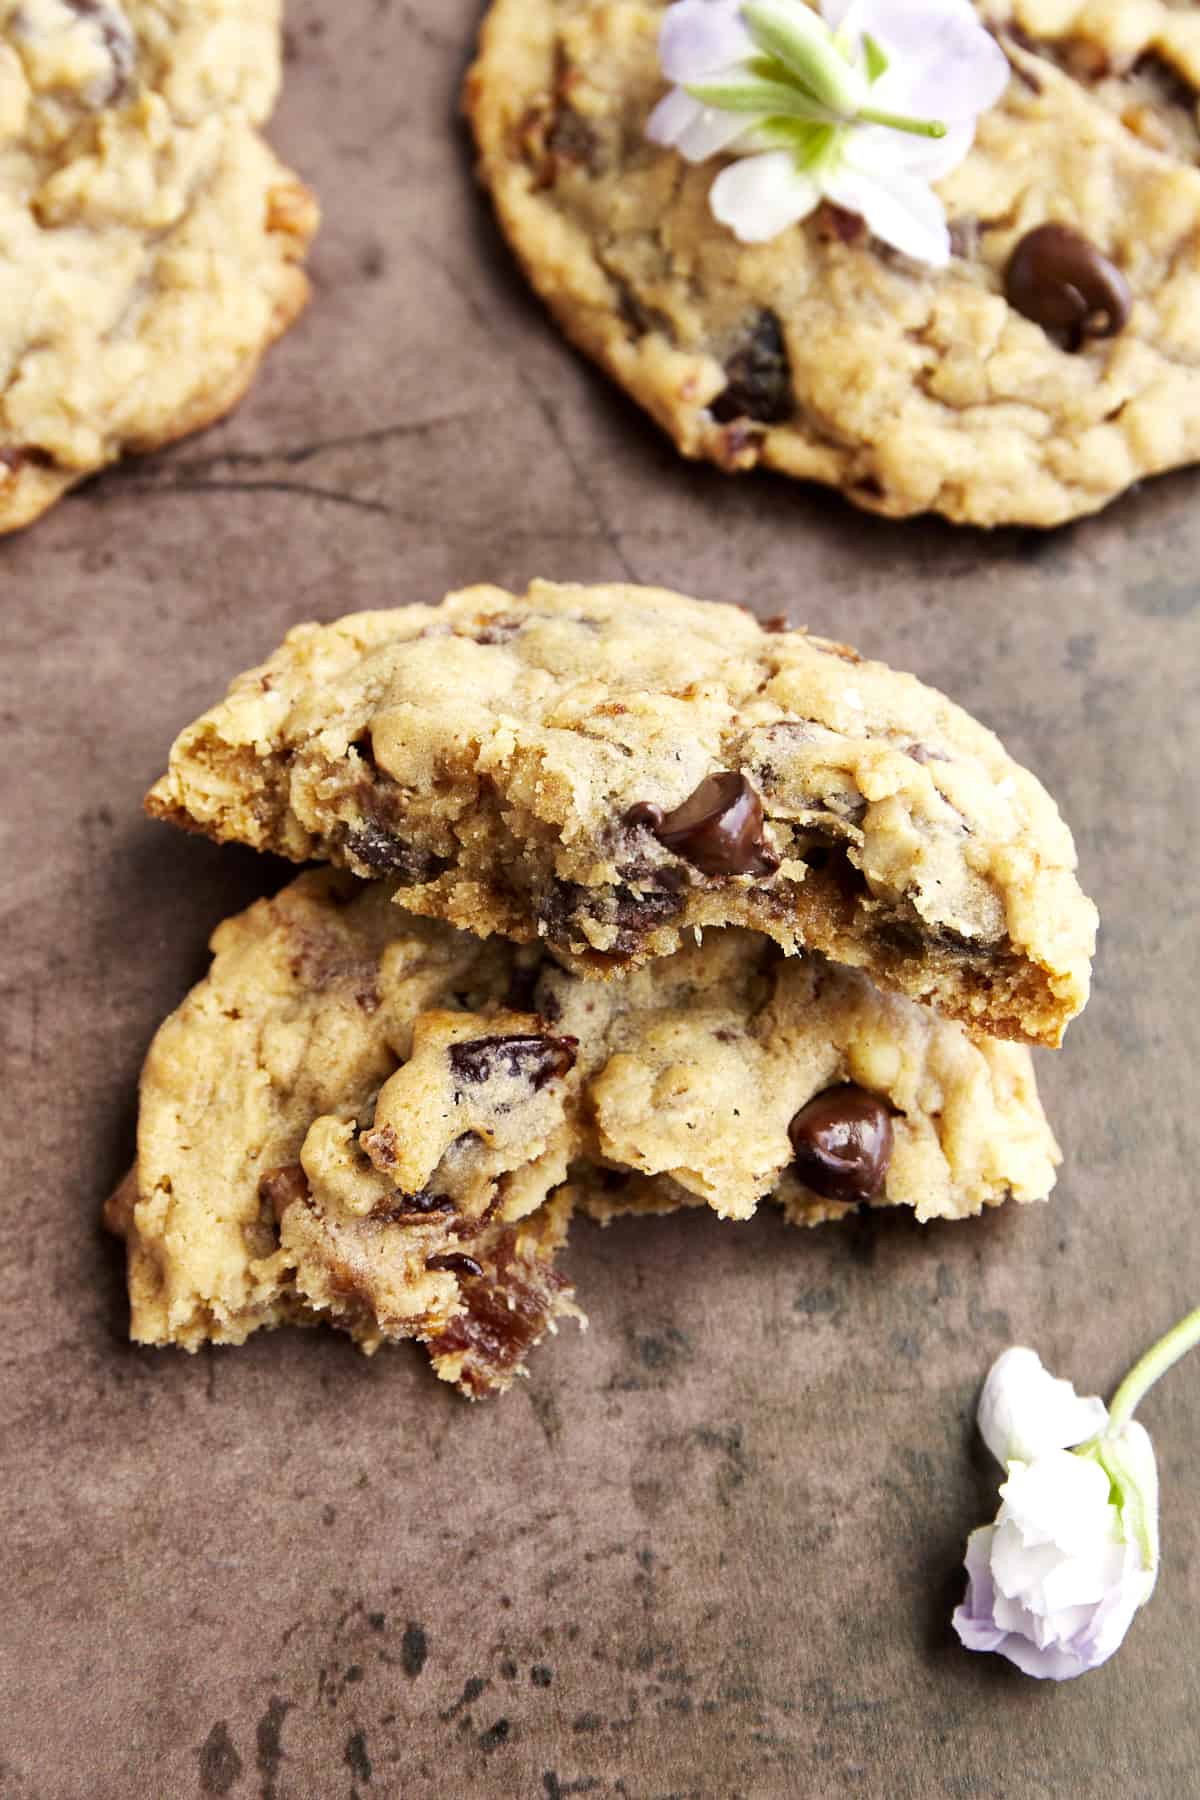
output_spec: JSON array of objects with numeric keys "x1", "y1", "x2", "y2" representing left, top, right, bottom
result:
[
  {"x1": 0, "y1": 0, "x2": 317, "y2": 532},
  {"x1": 465, "y1": 0, "x2": 1200, "y2": 526},
  {"x1": 146, "y1": 581, "x2": 1097, "y2": 1046},
  {"x1": 106, "y1": 870, "x2": 1060, "y2": 1394}
]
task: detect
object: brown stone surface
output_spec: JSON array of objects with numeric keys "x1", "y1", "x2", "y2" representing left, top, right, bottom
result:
[{"x1": 1, "y1": 3, "x2": 1199, "y2": 1795}]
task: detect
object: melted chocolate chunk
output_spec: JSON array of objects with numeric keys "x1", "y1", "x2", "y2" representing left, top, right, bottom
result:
[
  {"x1": 627, "y1": 773, "x2": 779, "y2": 878},
  {"x1": 788, "y1": 1086, "x2": 894, "y2": 1204},
  {"x1": 426, "y1": 1252, "x2": 485, "y2": 1279},
  {"x1": 1004, "y1": 224, "x2": 1131, "y2": 347},
  {"x1": 448, "y1": 1033, "x2": 577, "y2": 1090},
  {"x1": 711, "y1": 311, "x2": 793, "y2": 425},
  {"x1": 257, "y1": 1162, "x2": 311, "y2": 1223}
]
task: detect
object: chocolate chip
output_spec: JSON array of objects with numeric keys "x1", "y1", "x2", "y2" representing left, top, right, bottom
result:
[
  {"x1": 1004, "y1": 224, "x2": 1131, "y2": 347},
  {"x1": 448, "y1": 1034, "x2": 577, "y2": 1091},
  {"x1": 257, "y1": 1162, "x2": 310, "y2": 1223},
  {"x1": 711, "y1": 310, "x2": 792, "y2": 425},
  {"x1": 626, "y1": 774, "x2": 779, "y2": 878},
  {"x1": 426, "y1": 1252, "x2": 485, "y2": 1279},
  {"x1": 788, "y1": 1086, "x2": 894, "y2": 1204},
  {"x1": 374, "y1": 1189, "x2": 456, "y2": 1222}
]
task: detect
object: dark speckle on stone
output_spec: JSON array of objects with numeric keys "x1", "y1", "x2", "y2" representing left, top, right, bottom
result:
[
  {"x1": 794, "y1": 1286, "x2": 840, "y2": 1317},
  {"x1": 500, "y1": 1657, "x2": 518, "y2": 1680},
  {"x1": 478, "y1": 1718, "x2": 511, "y2": 1753},
  {"x1": 344, "y1": 1664, "x2": 363, "y2": 1684},
  {"x1": 573, "y1": 1711, "x2": 603, "y2": 1732},
  {"x1": 1065, "y1": 632, "x2": 1097, "y2": 672},
  {"x1": 255, "y1": 1697, "x2": 291, "y2": 1800},
  {"x1": 345, "y1": 1728, "x2": 372, "y2": 1784},
  {"x1": 367, "y1": 1611, "x2": 386, "y2": 1631},
  {"x1": 401, "y1": 1621, "x2": 428, "y2": 1678},
  {"x1": 636, "y1": 1326, "x2": 691, "y2": 1371},
  {"x1": 531, "y1": 1664, "x2": 553, "y2": 1687},
  {"x1": 440, "y1": 1675, "x2": 487, "y2": 1721},
  {"x1": 1126, "y1": 580, "x2": 1198, "y2": 618},
  {"x1": 359, "y1": 241, "x2": 386, "y2": 280},
  {"x1": 197, "y1": 1722, "x2": 242, "y2": 1796}
]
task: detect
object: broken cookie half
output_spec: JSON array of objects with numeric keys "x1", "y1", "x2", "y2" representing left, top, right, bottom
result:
[
  {"x1": 106, "y1": 870, "x2": 1060, "y2": 1396},
  {"x1": 145, "y1": 581, "x2": 1096, "y2": 1047}
]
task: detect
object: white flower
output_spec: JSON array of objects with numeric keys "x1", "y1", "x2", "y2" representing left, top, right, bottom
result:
[
  {"x1": 646, "y1": 0, "x2": 1010, "y2": 264},
  {"x1": 953, "y1": 1347, "x2": 1159, "y2": 1680}
]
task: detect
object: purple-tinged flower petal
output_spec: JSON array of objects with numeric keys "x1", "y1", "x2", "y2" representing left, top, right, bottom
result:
[
  {"x1": 850, "y1": 118, "x2": 974, "y2": 182},
  {"x1": 647, "y1": 87, "x2": 752, "y2": 161},
  {"x1": 822, "y1": 157, "x2": 950, "y2": 266},
  {"x1": 839, "y1": 0, "x2": 1009, "y2": 124},
  {"x1": 659, "y1": 0, "x2": 755, "y2": 83},
  {"x1": 977, "y1": 1347, "x2": 1109, "y2": 1468},
  {"x1": 710, "y1": 150, "x2": 821, "y2": 241}
]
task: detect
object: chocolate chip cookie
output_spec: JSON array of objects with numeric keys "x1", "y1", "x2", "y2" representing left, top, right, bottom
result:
[
  {"x1": 145, "y1": 581, "x2": 1097, "y2": 1046},
  {"x1": 466, "y1": 0, "x2": 1200, "y2": 526},
  {"x1": 105, "y1": 869, "x2": 1059, "y2": 1394},
  {"x1": 0, "y1": 0, "x2": 317, "y2": 533}
]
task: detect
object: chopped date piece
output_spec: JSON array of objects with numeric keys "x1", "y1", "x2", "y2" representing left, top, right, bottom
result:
[
  {"x1": 788, "y1": 1085, "x2": 895, "y2": 1204},
  {"x1": 711, "y1": 310, "x2": 793, "y2": 425}
]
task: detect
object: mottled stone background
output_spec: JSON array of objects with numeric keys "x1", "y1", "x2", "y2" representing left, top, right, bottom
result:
[{"x1": 2, "y1": 3, "x2": 1199, "y2": 1796}]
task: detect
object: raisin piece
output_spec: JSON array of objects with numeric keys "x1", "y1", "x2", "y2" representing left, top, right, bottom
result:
[{"x1": 711, "y1": 311, "x2": 793, "y2": 425}]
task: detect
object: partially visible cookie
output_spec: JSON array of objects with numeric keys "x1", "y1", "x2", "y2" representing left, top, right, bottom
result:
[
  {"x1": 107, "y1": 871, "x2": 582, "y2": 1396},
  {"x1": 107, "y1": 869, "x2": 1060, "y2": 1394},
  {"x1": 146, "y1": 581, "x2": 1097, "y2": 1046},
  {"x1": 465, "y1": 0, "x2": 1200, "y2": 526},
  {"x1": 0, "y1": 0, "x2": 317, "y2": 532}
]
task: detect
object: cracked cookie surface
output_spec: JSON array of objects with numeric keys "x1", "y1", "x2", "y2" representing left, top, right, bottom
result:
[
  {"x1": 106, "y1": 869, "x2": 1060, "y2": 1393},
  {"x1": 146, "y1": 581, "x2": 1097, "y2": 1045},
  {"x1": 465, "y1": 0, "x2": 1200, "y2": 526},
  {"x1": 0, "y1": 0, "x2": 317, "y2": 532}
]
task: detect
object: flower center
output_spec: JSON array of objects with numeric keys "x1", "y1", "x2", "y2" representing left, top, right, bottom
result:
[{"x1": 684, "y1": 0, "x2": 948, "y2": 165}]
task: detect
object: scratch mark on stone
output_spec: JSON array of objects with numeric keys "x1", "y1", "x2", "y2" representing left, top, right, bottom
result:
[
  {"x1": 112, "y1": 477, "x2": 393, "y2": 516},
  {"x1": 526, "y1": 384, "x2": 641, "y2": 584}
]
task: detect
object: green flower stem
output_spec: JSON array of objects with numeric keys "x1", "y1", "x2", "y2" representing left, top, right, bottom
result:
[
  {"x1": 1108, "y1": 1305, "x2": 1200, "y2": 1432},
  {"x1": 857, "y1": 106, "x2": 947, "y2": 139}
]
